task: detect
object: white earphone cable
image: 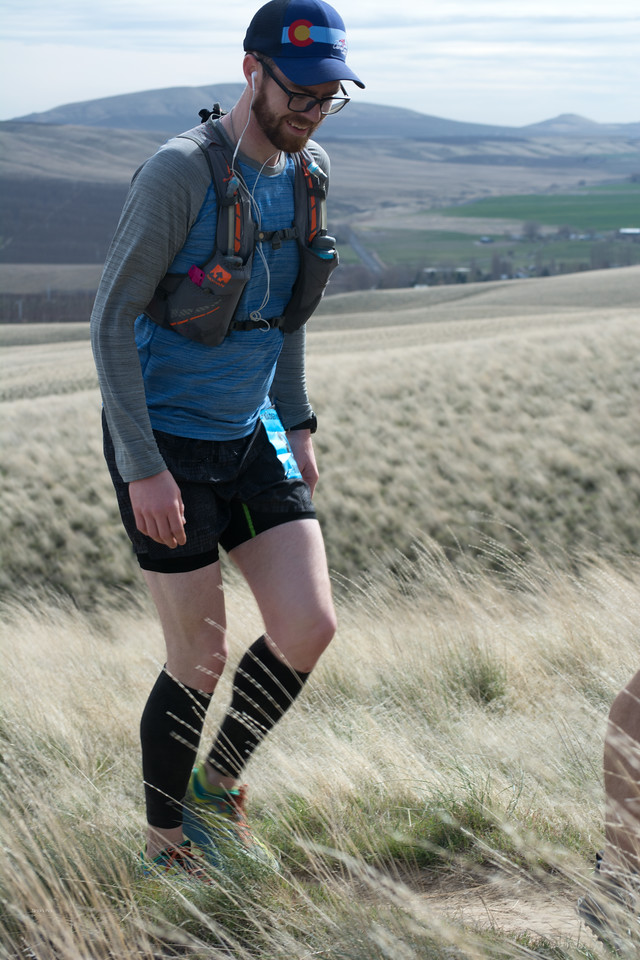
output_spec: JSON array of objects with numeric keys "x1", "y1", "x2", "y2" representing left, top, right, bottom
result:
[{"x1": 230, "y1": 76, "x2": 280, "y2": 324}]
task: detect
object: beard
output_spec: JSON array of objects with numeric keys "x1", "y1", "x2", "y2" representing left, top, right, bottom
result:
[{"x1": 252, "y1": 88, "x2": 321, "y2": 153}]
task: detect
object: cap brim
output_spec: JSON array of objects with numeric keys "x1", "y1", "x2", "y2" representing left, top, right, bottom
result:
[{"x1": 273, "y1": 56, "x2": 365, "y2": 89}]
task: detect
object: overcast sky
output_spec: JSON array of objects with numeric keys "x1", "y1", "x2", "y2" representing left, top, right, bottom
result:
[{"x1": 2, "y1": 0, "x2": 639, "y2": 127}]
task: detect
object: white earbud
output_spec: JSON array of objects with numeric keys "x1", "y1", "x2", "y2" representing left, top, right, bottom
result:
[{"x1": 251, "y1": 71, "x2": 258, "y2": 89}]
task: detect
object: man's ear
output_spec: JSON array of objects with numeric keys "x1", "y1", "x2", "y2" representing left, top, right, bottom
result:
[{"x1": 242, "y1": 53, "x2": 261, "y2": 87}]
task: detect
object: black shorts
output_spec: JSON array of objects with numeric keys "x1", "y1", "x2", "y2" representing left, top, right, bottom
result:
[{"x1": 103, "y1": 415, "x2": 316, "y2": 573}]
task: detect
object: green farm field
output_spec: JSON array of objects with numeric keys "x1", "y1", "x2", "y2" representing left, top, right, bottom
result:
[
  {"x1": 341, "y1": 182, "x2": 640, "y2": 281},
  {"x1": 2, "y1": 266, "x2": 640, "y2": 957},
  {"x1": 439, "y1": 183, "x2": 640, "y2": 232}
]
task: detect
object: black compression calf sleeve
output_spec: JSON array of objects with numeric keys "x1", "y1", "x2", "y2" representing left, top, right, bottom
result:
[
  {"x1": 140, "y1": 669, "x2": 212, "y2": 829},
  {"x1": 207, "y1": 636, "x2": 310, "y2": 780}
]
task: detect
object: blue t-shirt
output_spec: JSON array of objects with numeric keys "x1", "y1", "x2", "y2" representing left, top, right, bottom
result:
[{"x1": 135, "y1": 155, "x2": 300, "y2": 441}]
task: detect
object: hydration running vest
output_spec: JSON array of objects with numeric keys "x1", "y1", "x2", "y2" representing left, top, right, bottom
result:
[{"x1": 143, "y1": 118, "x2": 338, "y2": 347}]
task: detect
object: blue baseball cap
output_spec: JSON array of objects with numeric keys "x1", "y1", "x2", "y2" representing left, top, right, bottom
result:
[{"x1": 244, "y1": 0, "x2": 365, "y2": 89}]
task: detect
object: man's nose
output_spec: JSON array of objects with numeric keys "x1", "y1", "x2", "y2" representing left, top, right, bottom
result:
[{"x1": 302, "y1": 101, "x2": 323, "y2": 122}]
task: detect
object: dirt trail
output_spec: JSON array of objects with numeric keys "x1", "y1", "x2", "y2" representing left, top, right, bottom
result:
[
  {"x1": 402, "y1": 874, "x2": 608, "y2": 953},
  {"x1": 428, "y1": 882, "x2": 582, "y2": 939}
]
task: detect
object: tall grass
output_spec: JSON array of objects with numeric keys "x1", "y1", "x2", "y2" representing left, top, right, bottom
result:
[{"x1": 2, "y1": 544, "x2": 639, "y2": 957}]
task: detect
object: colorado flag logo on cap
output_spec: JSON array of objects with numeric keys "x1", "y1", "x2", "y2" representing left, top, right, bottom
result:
[
  {"x1": 282, "y1": 21, "x2": 348, "y2": 57},
  {"x1": 288, "y1": 19, "x2": 314, "y2": 46}
]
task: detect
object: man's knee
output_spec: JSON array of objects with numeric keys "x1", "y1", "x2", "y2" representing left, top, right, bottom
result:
[
  {"x1": 297, "y1": 603, "x2": 337, "y2": 670},
  {"x1": 267, "y1": 602, "x2": 336, "y2": 673},
  {"x1": 307, "y1": 604, "x2": 337, "y2": 656}
]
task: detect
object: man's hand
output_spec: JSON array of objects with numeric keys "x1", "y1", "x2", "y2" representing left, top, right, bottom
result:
[
  {"x1": 287, "y1": 429, "x2": 319, "y2": 496},
  {"x1": 129, "y1": 470, "x2": 186, "y2": 548}
]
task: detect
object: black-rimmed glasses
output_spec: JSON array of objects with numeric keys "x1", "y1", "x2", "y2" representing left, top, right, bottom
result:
[{"x1": 257, "y1": 59, "x2": 350, "y2": 115}]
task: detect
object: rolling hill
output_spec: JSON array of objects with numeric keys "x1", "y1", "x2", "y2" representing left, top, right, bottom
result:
[{"x1": 2, "y1": 265, "x2": 639, "y2": 594}]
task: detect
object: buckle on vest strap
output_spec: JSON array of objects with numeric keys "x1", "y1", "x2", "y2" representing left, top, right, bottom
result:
[
  {"x1": 256, "y1": 227, "x2": 298, "y2": 250},
  {"x1": 229, "y1": 315, "x2": 285, "y2": 333}
]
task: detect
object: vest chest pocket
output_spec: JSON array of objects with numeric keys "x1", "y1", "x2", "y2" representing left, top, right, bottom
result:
[{"x1": 160, "y1": 251, "x2": 254, "y2": 346}]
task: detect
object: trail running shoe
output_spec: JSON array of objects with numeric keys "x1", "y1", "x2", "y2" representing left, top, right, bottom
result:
[
  {"x1": 182, "y1": 766, "x2": 279, "y2": 872},
  {"x1": 140, "y1": 838, "x2": 212, "y2": 885},
  {"x1": 577, "y1": 851, "x2": 640, "y2": 954}
]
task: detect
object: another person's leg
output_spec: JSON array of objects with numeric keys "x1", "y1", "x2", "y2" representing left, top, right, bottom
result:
[
  {"x1": 578, "y1": 670, "x2": 640, "y2": 946},
  {"x1": 603, "y1": 670, "x2": 640, "y2": 875},
  {"x1": 140, "y1": 561, "x2": 227, "y2": 859}
]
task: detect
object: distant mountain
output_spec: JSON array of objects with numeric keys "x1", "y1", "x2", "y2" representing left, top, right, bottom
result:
[
  {"x1": 520, "y1": 113, "x2": 640, "y2": 139},
  {"x1": 14, "y1": 85, "x2": 640, "y2": 141},
  {"x1": 15, "y1": 85, "x2": 246, "y2": 135}
]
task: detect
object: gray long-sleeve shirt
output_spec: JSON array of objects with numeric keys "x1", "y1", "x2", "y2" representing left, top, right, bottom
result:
[{"x1": 91, "y1": 120, "x2": 328, "y2": 482}]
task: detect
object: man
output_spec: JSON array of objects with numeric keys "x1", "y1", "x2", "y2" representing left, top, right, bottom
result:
[
  {"x1": 91, "y1": 0, "x2": 363, "y2": 880},
  {"x1": 578, "y1": 673, "x2": 640, "y2": 948}
]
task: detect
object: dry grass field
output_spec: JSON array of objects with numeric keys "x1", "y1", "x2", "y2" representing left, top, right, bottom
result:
[
  {"x1": 1, "y1": 266, "x2": 640, "y2": 957},
  {"x1": 314, "y1": 266, "x2": 640, "y2": 585}
]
